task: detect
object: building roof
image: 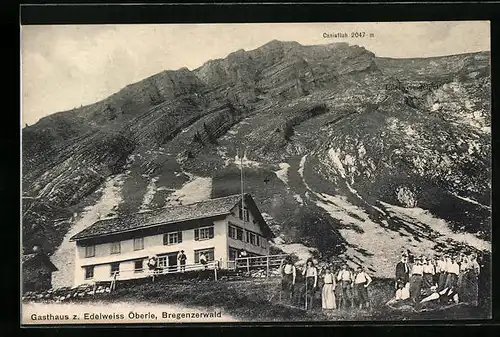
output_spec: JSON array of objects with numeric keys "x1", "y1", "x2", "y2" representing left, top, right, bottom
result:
[
  {"x1": 22, "y1": 253, "x2": 58, "y2": 271},
  {"x1": 70, "y1": 193, "x2": 274, "y2": 241}
]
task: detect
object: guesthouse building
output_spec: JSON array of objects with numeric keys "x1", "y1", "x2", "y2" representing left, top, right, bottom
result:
[{"x1": 69, "y1": 193, "x2": 274, "y2": 285}]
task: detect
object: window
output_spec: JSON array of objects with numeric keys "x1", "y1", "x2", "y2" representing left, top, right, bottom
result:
[
  {"x1": 110, "y1": 242, "x2": 121, "y2": 254},
  {"x1": 163, "y1": 231, "x2": 183, "y2": 245},
  {"x1": 236, "y1": 228, "x2": 243, "y2": 241},
  {"x1": 194, "y1": 225, "x2": 214, "y2": 241},
  {"x1": 228, "y1": 225, "x2": 237, "y2": 239},
  {"x1": 158, "y1": 256, "x2": 167, "y2": 268},
  {"x1": 238, "y1": 206, "x2": 250, "y2": 222},
  {"x1": 133, "y1": 237, "x2": 144, "y2": 251},
  {"x1": 194, "y1": 248, "x2": 214, "y2": 263},
  {"x1": 245, "y1": 231, "x2": 257, "y2": 245},
  {"x1": 110, "y1": 262, "x2": 120, "y2": 276},
  {"x1": 229, "y1": 247, "x2": 239, "y2": 261},
  {"x1": 260, "y1": 237, "x2": 266, "y2": 248},
  {"x1": 249, "y1": 233, "x2": 256, "y2": 245},
  {"x1": 84, "y1": 266, "x2": 94, "y2": 279},
  {"x1": 85, "y1": 245, "x2": 95, "y2": 258},
  {"x1": 256, "y1": 235, "x2": 260, "y2": 247},
  {"x1": 134, "y1": 260, "x2": 143, "y2": 273}
]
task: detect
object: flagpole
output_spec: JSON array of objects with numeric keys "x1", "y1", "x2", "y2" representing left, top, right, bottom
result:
[
  {"x1": 239, "y1": 147, "x2": 247, "y2": 253},
  {"x1": 241, "y1": 148, "x2": 245, "y2": 222}
]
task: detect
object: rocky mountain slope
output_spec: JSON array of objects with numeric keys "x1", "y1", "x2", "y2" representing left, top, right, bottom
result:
[{"x1": 22, "y1": 40, "x2": 491, "y2": 285}]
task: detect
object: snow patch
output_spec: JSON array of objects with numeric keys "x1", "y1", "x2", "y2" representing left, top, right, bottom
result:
[
  {"x1": 272, "y1": 242, "x2": 316, "y2": 266},
  {"x1": 274, "y1": 163, "x2": 290, "y2": 185},
  {"x1": 234, "y1": 154, "x2": 262, "y2": 168},
  {"x1": 298, "y1": 155, "x2": 308, "y2": 178},
  {"x1": 139, "y1": 176, "x2": 159, "y2": 211},
  {"x1": 167, "y1": 175, "x2": 212, "y2": 206},
  {"x1": 327, "y1": 148, "x2": 346, "y2": 178},
  {"x1": 380, "y1": 201, "x2": 491, "y2": 252},
  {"x1": 451, "y1": 193, "x2": 490, "y2": 209},
  {"x1": 293, "y1": 194, "x2": 304, "y2": 205},
  {"x1": 51, "y1": 174, "x2": 126, "y2": 288}
]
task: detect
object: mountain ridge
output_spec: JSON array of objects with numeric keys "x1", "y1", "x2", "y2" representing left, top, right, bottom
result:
[{"x1": 22, "y1": 40, "x2": 491, "y2": 286}]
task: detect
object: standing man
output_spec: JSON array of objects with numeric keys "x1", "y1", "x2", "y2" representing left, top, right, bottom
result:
[
  {"x1": 395, "y1": 254, "x2": 410, "y2": 300},
  {"x1": 177, "y1": 250, "x2": 187, "y2": 273},
  {"x1": 280, "y1": 256, "x2": 296, "y2": 304},
  {"x1": 336, "y1": 263, "x2": 353, "y2": 309},
  {"x1": 409, "y1": 256, "x2": 424, "y2": 304},
  {"x1": 302, "y1": 258, "x2": 318, "y2": 310},
  {"x1": 353, "y1": 266, "x2": 372, "y2": 309}
]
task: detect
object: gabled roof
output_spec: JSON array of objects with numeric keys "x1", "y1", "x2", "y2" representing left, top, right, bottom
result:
[
  {"x1": 22, "y1": 253, "x2": 58, "y2": 272},
  {"x1": 70, "y1": 193, "x2": 274, "y2": 241}
]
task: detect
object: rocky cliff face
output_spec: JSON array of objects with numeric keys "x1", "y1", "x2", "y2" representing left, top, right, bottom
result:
[{"x1": 22, "y1": 41, "x2": 491, "y2": 280}]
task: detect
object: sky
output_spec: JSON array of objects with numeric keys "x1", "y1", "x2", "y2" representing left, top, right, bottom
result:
[{"x1": 21, "y1": 21, "x2": 490, "y2": 126}]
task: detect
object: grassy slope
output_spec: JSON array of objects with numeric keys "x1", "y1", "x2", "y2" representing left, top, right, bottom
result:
[{"x1": 46, "y1": 274, "x2": 488, "y2": 321}]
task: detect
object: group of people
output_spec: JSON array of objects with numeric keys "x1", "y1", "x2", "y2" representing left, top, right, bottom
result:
[
  {"x1": 279, "y1": 256, "x2": 373, "y2": 311},
  {"x1": 394, "y1": 249, "x2": 481, "y2": 306}
]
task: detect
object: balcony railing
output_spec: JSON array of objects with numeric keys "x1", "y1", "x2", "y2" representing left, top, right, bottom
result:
[{"x1": 232, "y1": 254, "x2": 289, "y2": 277}]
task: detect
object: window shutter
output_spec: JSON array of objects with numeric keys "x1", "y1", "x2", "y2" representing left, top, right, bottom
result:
[
  {"x1": 194, "y1": 229, "x2": 199, "y2": 241},
  {"x1": 209, "y1": 226, "x2": 214, "y2": 239},
  {"x1": 163, "y1": 234, "x2": 168, "y2": 245},
  {"x1": 178, "y1": 231, "x2": 183, "y2": 243}
]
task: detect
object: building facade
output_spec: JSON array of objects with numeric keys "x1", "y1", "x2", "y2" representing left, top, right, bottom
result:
[
  {"x1": 70, "y1": 194, "x2": 273, "y2": 285},
  {"x1": 22, "y1": 252, "x2": 58, "y2": 293}
]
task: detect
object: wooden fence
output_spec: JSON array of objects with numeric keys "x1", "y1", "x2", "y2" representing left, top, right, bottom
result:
[{"x1": 232, "y1": 254, "x2": 288, "y2": 277}]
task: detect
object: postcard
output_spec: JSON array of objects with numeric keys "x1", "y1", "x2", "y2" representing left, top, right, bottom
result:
[{"x1": 21, "y1": 21, "x2": 491, "y2": 324}]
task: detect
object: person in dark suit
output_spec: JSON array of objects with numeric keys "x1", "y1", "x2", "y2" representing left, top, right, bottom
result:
[{"x1": 395, "y1": 254, "x2": 410, "y2": 300}]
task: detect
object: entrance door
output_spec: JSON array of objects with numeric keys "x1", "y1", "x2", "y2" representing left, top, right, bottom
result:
[{"x1": 167, "y1": 252, "x2": 178, "y2": 272}]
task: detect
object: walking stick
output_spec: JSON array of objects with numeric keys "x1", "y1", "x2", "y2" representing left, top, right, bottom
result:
[{"x1": 305, "y1": 278, "x2": 308, "y2": 310}]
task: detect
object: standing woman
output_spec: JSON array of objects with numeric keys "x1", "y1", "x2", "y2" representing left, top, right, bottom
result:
[
  {"x1": 322, "y1": 265, "x2": 337, "y2": 310},
  {"x1": 302, "y1": 258, "x2": 318, "y2": 310}
]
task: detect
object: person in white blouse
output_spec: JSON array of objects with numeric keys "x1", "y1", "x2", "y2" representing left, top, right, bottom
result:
[
  {"x1": 337, "y1": 264, "x2": 353, "y2": 309},
  {"x1": 302, "y1": 258, "x2": 318, "y2": 310}
]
